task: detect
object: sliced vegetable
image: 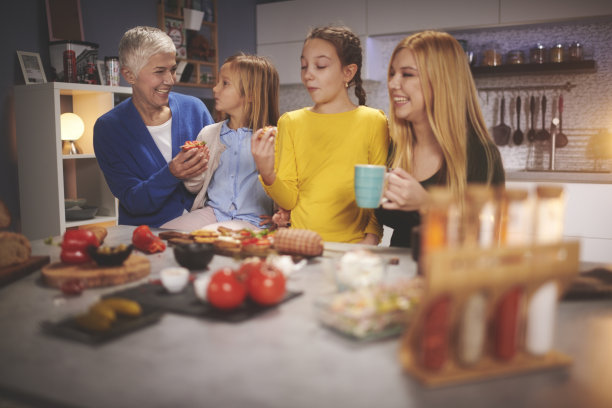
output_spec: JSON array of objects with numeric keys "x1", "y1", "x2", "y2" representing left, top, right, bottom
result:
[{"x1": 132, "y1": 225, "x2": 166, "y2": 254}]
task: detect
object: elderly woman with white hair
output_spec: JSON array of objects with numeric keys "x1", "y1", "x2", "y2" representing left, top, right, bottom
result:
[{"x1": 94, "y1": 26, "x2": 214, "y2": 227}]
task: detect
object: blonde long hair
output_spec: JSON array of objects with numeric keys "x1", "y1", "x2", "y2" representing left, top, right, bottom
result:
[
  {"x1": 387, "y1": 31, "x2": 496, "y2": 200},
  {"x1": 223, "y1": 53, "x2": 280, "y2": 130}
]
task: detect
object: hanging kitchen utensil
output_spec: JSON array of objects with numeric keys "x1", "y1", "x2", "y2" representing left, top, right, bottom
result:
[
  {"x1": 493, "y1": 95, "x2": 511, "y2": 146},
  {"x1": 556, "y1": 94, "x2": 568, "y2": 148},
  {"x1": 527, "y1": 95, "x2": 537, "y2": 142},
  {"x1": 536, "y1": 95, "x2": 550, "y2": 141},
  {"x1": 512, "y1": 96, "x2": 523, "y2": 145}
]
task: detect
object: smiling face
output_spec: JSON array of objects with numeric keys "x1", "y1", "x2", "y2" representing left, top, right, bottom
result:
[
  {"x1": 126, "y1": 52, "x2": 177, "y2": 112},
  {"x1": 300, "y1": 38, "x2": 353, "y2": 110},
  {"x1": 388, "y1": 48, "x2": 428, "y2": 123},
  {"x1": 213, "y1": 63, "x2": 245, "y2": 128}
]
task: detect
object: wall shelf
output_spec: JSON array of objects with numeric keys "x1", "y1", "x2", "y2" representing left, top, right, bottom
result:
[
  {"x1": 471, "y1": 60, "x2": 596, "y2": 76},
  {"x1": 158, "y1": 0, "x2": 218, "y2": 88},
  {"x1": 14, "y1": 82, "x2": 131, "y2": 240}
]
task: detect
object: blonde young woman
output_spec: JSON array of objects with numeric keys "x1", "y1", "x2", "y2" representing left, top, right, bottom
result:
[{"x1": 376, "y1": 31, "x2": 505, "y2": 247}]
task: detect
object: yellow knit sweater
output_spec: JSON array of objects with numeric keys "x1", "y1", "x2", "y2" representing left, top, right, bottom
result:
[{"x1": 262, "y1": 106, "x2": 389, "y2": 243}]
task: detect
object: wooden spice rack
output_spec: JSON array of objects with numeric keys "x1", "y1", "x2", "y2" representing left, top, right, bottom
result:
[
  {"x1": 400, "y1": 241, "x2": 579, "y2": 387},
  {"x1": 157, "y1": 0, "x2": 218, "y2": 88}
]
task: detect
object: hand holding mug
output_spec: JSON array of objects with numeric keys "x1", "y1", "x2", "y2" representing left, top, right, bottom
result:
[{"x1": 380, "y1": 168, "x2": 429, "y2": 212}]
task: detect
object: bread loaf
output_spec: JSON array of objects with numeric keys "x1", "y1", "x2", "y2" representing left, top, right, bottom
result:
[
  {"x1": 273, "y1": 229, "x2": 323, "y2": 257},
  {"x1": 0, "y1": 232, "x2": 31, "y2": 268},
  {"x1": 0, "y1": 200, "x2": 10, "y2": 229}
]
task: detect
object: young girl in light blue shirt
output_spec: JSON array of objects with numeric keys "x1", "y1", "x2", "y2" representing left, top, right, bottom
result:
[{"x1": 162, "y1": 54, "x2": 279, "y2": 230}]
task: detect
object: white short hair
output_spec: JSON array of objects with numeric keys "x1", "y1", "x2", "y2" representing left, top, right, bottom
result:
[{"x1": 119, "y1": 26, "x2": 176, "y2": 76}]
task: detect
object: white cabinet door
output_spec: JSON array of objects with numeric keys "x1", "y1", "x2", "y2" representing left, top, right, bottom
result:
[
  {"x1": 507, "y1": 181, "x2": 612, "y2": 263},
  {"x1": 367, "y1": 0, "x2": 499, "y2": 36},
  {"x1": 500, "y1": 0, "x2": 612, "y2": 25},
  {"x1": 257, "y1": 0, "x2": 367, "y2": 45},
  {"x1": 257, "y1": 41, "x2": 303, "y2": 84}
]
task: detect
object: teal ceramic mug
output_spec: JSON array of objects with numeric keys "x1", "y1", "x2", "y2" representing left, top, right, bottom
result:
[{"x1": 354, "y1": 164, "x2": 387, "y2": 208}]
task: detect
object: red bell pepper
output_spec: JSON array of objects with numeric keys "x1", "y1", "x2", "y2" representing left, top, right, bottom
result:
[
  {"x1": 60, "y1": 229, "x2": 100, "y2": 264},
  {"x1": 132, "y1": 225, "x2": 166, "y2": 254}
]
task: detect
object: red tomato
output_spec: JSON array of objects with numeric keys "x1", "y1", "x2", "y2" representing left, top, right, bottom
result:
[
  {"x1": 207, "y1": 267, "x2": 246, "y2": 310},
  {"x1": 60, "y1": 279, "x2": 84, "y2": 296},
  {"x1": 247, "y1": 263, "x2": 286, "y2": 306},
  {"x1": 237, "y1": 258, "x2": 263, "y2": 281}
]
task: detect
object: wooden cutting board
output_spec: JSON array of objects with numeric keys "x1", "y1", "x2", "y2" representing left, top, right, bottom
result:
[
  {"x1": 42, "y1": 254, "x2": 150, "y2": 289},
  {"x1": 0, "y1": 256, "x2": 51, "y2": 287}
]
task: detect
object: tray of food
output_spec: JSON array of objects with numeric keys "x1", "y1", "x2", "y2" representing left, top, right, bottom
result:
[
  {"x1": 41, "y1": 298, "x2": 162, "y2": 345},
  {"x1": 314, "y1": 279, "x2": 423, "y2": 341},
  {"x1": 159, "y1": 227, "x2": 324, "y2": 259},
  {"x1": 107, "y1": 282, "x2": 302, "y2": 323}
]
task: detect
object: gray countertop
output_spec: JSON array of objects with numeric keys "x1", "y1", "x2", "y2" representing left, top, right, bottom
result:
[
  {"x1": 1, "y1": 226, "x2": 612, "y2": 408},
  {"x1": 506, "y1": 170, "x2": 612, "y2": 184}
]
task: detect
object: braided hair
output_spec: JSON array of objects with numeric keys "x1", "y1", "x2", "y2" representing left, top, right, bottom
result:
[{"x1": 305, "y1": 25, "x2": 366, "y2": 105}]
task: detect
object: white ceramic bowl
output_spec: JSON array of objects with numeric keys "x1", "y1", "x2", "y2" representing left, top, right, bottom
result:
[{"x1": 160, "y1": 267, "x2": 190, "y2": 294}]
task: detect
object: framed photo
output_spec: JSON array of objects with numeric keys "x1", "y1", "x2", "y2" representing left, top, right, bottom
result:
[
  {"x1": 45, "y1": 0, "x2": 84, "y2": 41},
  {"x1": 96, "y1": 60, "x2": 106, "y2": 85},
  {"x1": 17, "y1": 51, "x2": 47, "y2": 84}
]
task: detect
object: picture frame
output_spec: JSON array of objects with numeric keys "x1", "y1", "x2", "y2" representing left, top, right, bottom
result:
[
  {"x1": 96, "y1": 60, "x2": 106, "y2": 85},
  {"x1": 17, "y1": 51, "x2": 47, "y2": 84},
  {"x1": 45, "y1": 0, "x2": 84, "y2": 41}
]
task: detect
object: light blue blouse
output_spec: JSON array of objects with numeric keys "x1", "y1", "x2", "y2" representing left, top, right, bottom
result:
[{"x1": 206, "y1": 121, "x2": 273, "y2": 227}]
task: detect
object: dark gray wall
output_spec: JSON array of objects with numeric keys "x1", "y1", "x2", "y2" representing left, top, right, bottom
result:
[{"x1": 0, "y1": 0, "x2": 256, "y2": 231}]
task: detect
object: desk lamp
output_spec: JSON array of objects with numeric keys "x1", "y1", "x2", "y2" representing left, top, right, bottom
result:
[{"x1": 61, "y1": 112, "x2": 84, "y2": 154}]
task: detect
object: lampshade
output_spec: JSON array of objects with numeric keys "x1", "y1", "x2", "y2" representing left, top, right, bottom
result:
[{"x1": 60, "y1": 112, "x2": 84, "y2": 141}]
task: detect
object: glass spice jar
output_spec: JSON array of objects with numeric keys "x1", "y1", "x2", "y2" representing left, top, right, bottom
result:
[
  {"x1": 482, "y1": 48, "x2": 503, "y2": 66},
  {"x1": 530, "y1": 43, "x2": 548, "y2": 64},
  {"x1": 568, "y1": 42, "x2": 584, "y2": 61},
  {"x1": 506, "y1": 50, "x2": 525, "y2": 65},
  {"x1": 550, "y1": 43, "x2": 565, "y2": 63}
]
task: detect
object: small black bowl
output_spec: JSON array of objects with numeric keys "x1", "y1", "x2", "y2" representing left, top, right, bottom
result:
[
  {"x1": 173, "y1": 242, "x2": 215, "y2": 270},
  {"x1": 88, "y1": 244, "x2": 133, "y2": 267}
]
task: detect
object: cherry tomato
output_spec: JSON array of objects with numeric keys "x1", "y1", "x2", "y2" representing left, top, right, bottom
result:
[
  {"x1": 60, "y1": 279, "x2": 84, "y2": 296},
  {"x1": 247, "y1": 263, "x2": 286, "y2": 306},
  {"x1": 207, "y1": 267, "x2": 246, "y2": 310}
]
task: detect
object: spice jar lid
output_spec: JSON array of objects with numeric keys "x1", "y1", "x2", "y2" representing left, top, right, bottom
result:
[
  {"x1": 466, "y1": 184, "x2": 494, "y2": 202},
  {"x1": 536, "y1": 185, "x2": 564, "y2": 198},
  {"x1": 503, "y1": 188, "x2": 529, "y2": 201}
]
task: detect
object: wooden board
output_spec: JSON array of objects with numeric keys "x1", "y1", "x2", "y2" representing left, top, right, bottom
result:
[
  {"x1": 42, "y1": 254, "x2": 150, "y2": 289},
  {"x1": 0, "y1": 256, "x2": 50, "y2": 287}
]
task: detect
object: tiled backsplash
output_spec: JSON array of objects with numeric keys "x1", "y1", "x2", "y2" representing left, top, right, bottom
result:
[{"x1": 278, "y1": 16, "x2": 612, "y2": 172}]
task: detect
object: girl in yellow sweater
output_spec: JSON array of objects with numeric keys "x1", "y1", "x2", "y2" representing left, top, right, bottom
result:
[{"x1": 252, "y1": 26, "x2": 389, "y2": 244}]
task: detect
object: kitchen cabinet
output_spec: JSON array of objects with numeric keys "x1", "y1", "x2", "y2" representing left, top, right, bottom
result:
[
  {"x1": 366, "y1": 0, "x2": 499, "y2": 36},
  {"x1": 499, "y1": 0, "x2": 612, "y2": 25},
  {"x1": 158, "y1": 0, "x2": 218, "y2": 88},
  {"x1": 256, "y1": 0, "x2": 367, "y2": 85},
  {"x1": 506, "y1": 180, "x2": 612, "y2": 262},
  {"x1": 14, "y1": 82, "x2": 132, "y2": 240},
  {"x1": 256, "y1": 0, "x2": 366, "y2": 45}
]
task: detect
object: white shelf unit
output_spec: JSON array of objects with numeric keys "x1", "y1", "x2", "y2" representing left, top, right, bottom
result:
[{"x1": 14, "y1": 82, "x2": 132, "y2": 240}]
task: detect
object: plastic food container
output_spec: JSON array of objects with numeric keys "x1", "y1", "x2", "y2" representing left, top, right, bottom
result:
[{"x1": 314, "y1": 279, "x2": 423, "y2": 340}]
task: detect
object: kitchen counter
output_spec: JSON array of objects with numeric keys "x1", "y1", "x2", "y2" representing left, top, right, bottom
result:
[
  {"x1": 506, "y1": 170, "x2": 612, "y2": 184},
  {"x1": 1, "y1": 226, "x2": 612, "y2": 408}
]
